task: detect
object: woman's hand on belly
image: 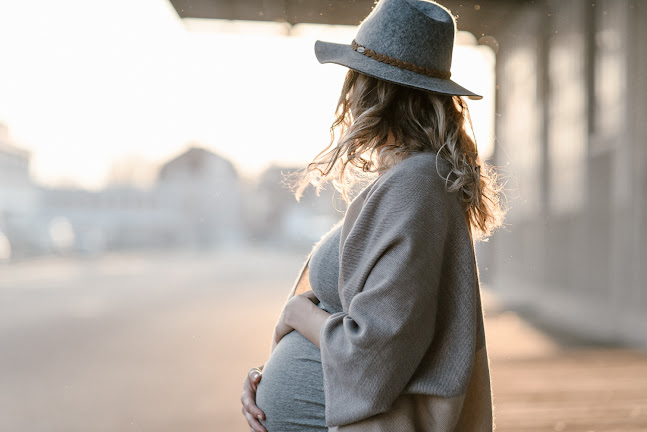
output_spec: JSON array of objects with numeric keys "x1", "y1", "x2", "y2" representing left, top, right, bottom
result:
[
  {"x1": 241, "y1": 366, "x2": 267, "y2": 432},
  {"x1": 272, "y1": 291, "x2": 330, "y2": 353}
]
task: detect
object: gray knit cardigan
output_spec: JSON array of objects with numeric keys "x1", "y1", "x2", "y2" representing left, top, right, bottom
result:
[{"x1": 287, "y1": 151, "x2": 493, "y2": 430}]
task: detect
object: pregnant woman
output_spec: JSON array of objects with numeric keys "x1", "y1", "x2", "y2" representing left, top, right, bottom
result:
[{"x1": 241, "y1": 0, "x2": 506, "y2": 430}]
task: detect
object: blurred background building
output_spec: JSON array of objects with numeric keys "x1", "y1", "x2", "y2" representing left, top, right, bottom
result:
[
  {"x1": 0, "y1": 130, "x2": 344, "y2": 256},
  {"x1": 156, "y1": 146, "x2": 245, "y2": 248},
  {"x1": 489, "y1": 0, "x2": 647, "y2": 348},
  {"x1": 0, "y1": 123, "x2": 41, "y2": 259},
  {"x1": 245, "y1": 164, "x2": 346, "y2": 246}
]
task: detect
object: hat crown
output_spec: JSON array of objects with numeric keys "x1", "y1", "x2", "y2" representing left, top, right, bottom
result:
[{"x1": 355, "y1": 0, "x2": 455, "y2": 73}]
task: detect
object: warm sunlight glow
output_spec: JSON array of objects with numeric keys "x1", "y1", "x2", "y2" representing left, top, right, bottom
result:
[
  {"x1": 453, "y1": 44, "x2": 496, "y2": 160},
  {"x1": 0, "y1": 0, "x2": 495, "y2": 189}
]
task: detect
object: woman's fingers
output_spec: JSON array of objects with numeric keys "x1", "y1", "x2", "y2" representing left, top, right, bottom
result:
[
  {"x1": 242, "y1": 407, "x2": 267, "y2": 432},
  {"x1": 301, "y1": 290, "x2": 319, "y2": 304},
  {"x1": 241, "y1": 380, "x2": 265, "y2": 420},
  {"x1": 248, "y1": 367, "x2": 263, "y2": 391},
  {"x1": 241, "y1": 390, "x2": 265, "y2": 420},
  {"x1": 241, "y1": 366, "x2": 266, "y2": 421},
  {"x1": 241, "y1": 391, "x2": 266, "y2": 422}
]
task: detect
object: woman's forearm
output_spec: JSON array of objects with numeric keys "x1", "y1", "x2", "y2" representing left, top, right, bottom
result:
[{"x1": 286, "y1": 296, "x2": 331, "y2": 349}]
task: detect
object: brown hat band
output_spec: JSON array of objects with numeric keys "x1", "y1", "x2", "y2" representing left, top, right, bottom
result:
[{"x1": 351, "y1": 39, "x2": 451, "y2": 80}]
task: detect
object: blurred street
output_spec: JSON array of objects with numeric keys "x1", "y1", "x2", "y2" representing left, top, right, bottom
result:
[{"x1": 0, "y1": 249, "x2": 646, "y2": 432}]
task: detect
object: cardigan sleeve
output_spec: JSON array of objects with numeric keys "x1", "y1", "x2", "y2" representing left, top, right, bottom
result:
[{"x1": 320, "y1": 160, "x2": 454, "y2": 427}]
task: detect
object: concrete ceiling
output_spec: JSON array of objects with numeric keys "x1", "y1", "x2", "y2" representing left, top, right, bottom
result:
[{"x1": 168, "y1": 0, "x2": 528, "y2": 38}]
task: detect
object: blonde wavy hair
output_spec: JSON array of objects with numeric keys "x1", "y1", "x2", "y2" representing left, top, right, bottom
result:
[{"x1": 286, "y1": 69, "x2": 506, "y2": 240}]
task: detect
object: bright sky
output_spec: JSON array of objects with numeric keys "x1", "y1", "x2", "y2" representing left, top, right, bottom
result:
[{"x1": 0, "y1": 0, "x2": 494, "y2": 189}]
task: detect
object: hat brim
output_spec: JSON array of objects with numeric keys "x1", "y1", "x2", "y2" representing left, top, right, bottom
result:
[{"x1": 314, "y1": 40, "x2": 483, "y2": 101}]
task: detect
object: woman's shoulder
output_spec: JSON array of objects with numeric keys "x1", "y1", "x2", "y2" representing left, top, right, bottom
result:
[
  {"x1": 367, "y1": 151, "x2": 456, "y2": 204},
  {"x1": 343, "y1": 151, "x2": 462, "y2": 229},
  {"x1": 389, "y1": 150, "x2": 452, "y2": 178}
]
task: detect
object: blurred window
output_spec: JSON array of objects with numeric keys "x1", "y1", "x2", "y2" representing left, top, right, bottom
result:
[
  {"x1": 592, "y1": 0, "x2": 627, "y2": 147},
  {"x1": 499, "y1": 42, "x2": 542, "y2": 222},
  {"x1": 548, "y1": 2, "x2": 587, "y2": 215}
]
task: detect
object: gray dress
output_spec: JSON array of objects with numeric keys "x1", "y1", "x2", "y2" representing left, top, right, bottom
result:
[{"x1": 255, "y1": 223, "x2": 343, "y2": 431}]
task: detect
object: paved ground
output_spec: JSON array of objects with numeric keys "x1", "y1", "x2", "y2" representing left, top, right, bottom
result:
[
  {"x1": 0, "y1": 249, "x2": 645, "y2": 431},
  {"x1": 482, "y1": 291, "x2": 647, "y2": 432}
]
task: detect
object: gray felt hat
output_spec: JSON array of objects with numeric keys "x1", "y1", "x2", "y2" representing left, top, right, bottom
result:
[{"x1": 314, "y1": 0, "x2": 482, "y2": 100}]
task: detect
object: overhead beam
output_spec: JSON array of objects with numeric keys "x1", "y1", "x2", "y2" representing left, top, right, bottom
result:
[{"x1": 168, "y1": 0, "x2": 528, "y2": 37}]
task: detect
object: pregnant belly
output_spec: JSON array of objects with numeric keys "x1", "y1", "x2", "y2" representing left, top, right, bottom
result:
[{"x1": 255, "y1": 330, "x2": 327, "y2": 432}]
